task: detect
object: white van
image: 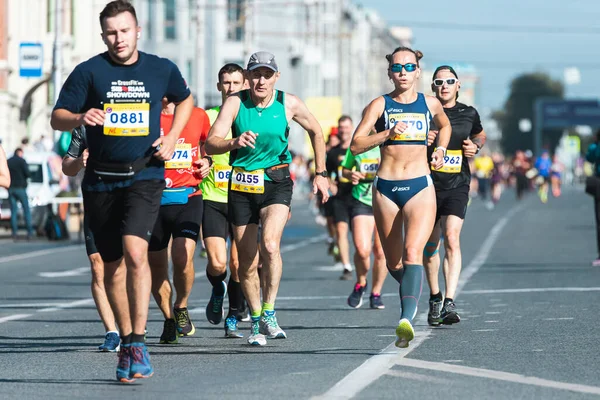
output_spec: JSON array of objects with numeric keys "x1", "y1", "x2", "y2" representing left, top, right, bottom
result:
[{"x1": 0, "y1": 151, "x2": 63, "y2": 234}]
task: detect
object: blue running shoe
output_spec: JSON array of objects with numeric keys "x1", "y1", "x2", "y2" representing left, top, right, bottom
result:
[
  {"x1": 99, "y1": 332, "x2": 120, "y2": 352},
  {"x1": 225, "y1": 315, "x2": 243, "y2": 338},
  {"x1": 116, "y1": 344, "x2": 134, "y2": 383},
  {"x1": 130, "y1": 343, "x2": 154, "y2": 379},
  {"x1": 206, "y1": 281, "x2": 227, "y2": 325}
]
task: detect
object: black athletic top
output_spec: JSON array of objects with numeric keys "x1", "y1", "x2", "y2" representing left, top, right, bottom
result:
[
  {"x1": 326, "y1": 144, "x2": 352, "y2": 197},
  {"x1": 430, "y1": 102, "x2": 483, "y2": 191}
]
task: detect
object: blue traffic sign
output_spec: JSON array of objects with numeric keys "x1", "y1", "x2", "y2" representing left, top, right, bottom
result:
[{"x1": 19, "y1": 43, "x2": 43, "y2": 78}]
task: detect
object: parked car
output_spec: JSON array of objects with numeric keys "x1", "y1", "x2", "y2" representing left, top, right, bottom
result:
[{"x1": 0, "y1": 151, "x2": 63, "y2": 235}]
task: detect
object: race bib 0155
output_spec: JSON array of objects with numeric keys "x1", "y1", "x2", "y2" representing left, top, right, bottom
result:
[{"x1": 231, "y1": 167, "x2": 265, "y2": 194}]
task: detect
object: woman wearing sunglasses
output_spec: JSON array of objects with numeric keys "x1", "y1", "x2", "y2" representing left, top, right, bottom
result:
[
  {"x1": 423, "y1": 66, "x2": 486, "y2": 328},
  {"x1": 350, "y1": 46, "x2": 451, "y2": 348}
]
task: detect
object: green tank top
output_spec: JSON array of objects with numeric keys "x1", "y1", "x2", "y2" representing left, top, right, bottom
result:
[
  {"x1": 230, "y1": 89, "x2": 291, "y2": 180},
  {"x1": 200, "y1": 107, "x2": 231, "y2": 203},
  {"x1": 340, "y1": 146, "x2": 381, "y2": 206}
]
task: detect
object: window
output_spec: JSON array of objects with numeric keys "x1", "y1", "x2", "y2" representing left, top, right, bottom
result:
[
  {"x1": 227, "y1": 0, "x2": 244, "y2": 41},
  {"x1": 164, "y1": 0, "x2": 176, "y2": 40}
]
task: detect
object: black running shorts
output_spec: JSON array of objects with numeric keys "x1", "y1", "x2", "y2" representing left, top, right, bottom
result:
[
  {"x1": 331, "y1": 194, "x2": 351, "y2": 224},
  {"x1": 348, "y1": 196, "x2": 373, "y2": 220},
  {"x1": 149, "y1": 194, "x2": 203, "y2": 251},
  {"x1": 83, "y1": 179, "x2": 165, "y2": 263},
  {"x1": 202, "y1": 199, "x2": 230, "y2": 239},
  {"x1": 228, "y1": 178, "x2": 293, "y2": 226},
  {"x1": 83, "y1": 213, "x2": 98, "y2": 256},
  {"x1": 435, "y1": 185, "x2": 470, "y2": 221}
]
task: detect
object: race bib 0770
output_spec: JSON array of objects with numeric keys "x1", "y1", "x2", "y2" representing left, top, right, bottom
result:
[
  {"x1": 231, "y1": 167, "x2": 265, "y2": 194},
  {"x1": 103, "y1": 103, "x2": 150, "y2": 136},
  {"x1": 388, "y1": 113, "x2": 427, "y2": 141}
]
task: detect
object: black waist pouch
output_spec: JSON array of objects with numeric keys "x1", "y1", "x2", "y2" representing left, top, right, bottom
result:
[
  {"x1": 88, "y1": 156, "x2": 152, "y2": 182},
  {"x1": 265, "y1": 164, "x2": 290, "y2": 183}
]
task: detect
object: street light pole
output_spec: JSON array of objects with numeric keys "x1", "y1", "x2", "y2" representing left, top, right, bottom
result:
[{"x1": 52, "y1": 0, "x2": 63, "y2": 141}]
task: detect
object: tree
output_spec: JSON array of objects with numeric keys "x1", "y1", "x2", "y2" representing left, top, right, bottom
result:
[{"x1": 496, "y1": 72, "x2": 564, "y2": 155}]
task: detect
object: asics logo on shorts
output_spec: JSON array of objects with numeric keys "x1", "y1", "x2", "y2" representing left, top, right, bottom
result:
[
  {"x1": 392, "y1": 186, "x2": 410, "y2": 192},
  {"x1": 181, "y1": 229, "x2": 198, "y2": 235}
]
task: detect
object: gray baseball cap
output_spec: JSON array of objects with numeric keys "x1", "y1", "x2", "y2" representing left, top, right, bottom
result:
[{"x1": 247, "y1": 51, "x2": 278, "y2": 72}]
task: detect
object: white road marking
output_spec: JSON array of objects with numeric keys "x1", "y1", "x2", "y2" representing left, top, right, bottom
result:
[
  {"x1": 396, "y1": 358, "x2": 600, "y2": 396},
  {"x1": 315, "y1": 203, "x2": 523, "y2": 400},
  {"x1": 473, "y1": 329, "x2": 498, "y2": 332},
  {"x1": 462, "y1": 287, "x2": 600, "y2": 294},
  {"x1": 0, "y1": 245, "x2": 82, "y2": 265},
  {"x1": 37, "y1": 299, "x2": 95, "y2": 313},
  {"x1": 0, "y1": 314, "x2": 32, "y2": 323},
  {"x1": 543, "y1": 317, "x2": 574, "y2": 321},
  {"x1": 314, "y1": 265, "x2": 345, "y2": 272},
  {"x1": 484, "y1": 320, "x2": 499, "y2": 323},
  {"x1": 385, "y1": 370, "x2": 451, "y2": 383},
  {"x1": 39, "y1": 267, "x2": 89, "y2": 278}
]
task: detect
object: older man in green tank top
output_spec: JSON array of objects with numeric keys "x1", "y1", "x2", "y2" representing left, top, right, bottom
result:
[{"x1": 206, "y1": 51, "x2": 330, "y2": 346}]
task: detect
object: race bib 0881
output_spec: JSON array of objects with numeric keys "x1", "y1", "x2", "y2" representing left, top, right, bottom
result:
[{"x1": 103, "y1": 103, "x2": 150, "y2": 136}]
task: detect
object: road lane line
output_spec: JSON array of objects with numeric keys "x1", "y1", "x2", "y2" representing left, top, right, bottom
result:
[
  {"x1": 315, "y1": 203, "x2": 523, "y2": 400},
  {"x1": 39, "y1": 267, "x2": 89, "y2": 278},
  {"x1": 462, "y1": 287, "x2": 600, "y2": 294},
  {"x1": 0, "y1": 314, "x2": 33, "y2": 323},
  {"x1": 397, "y1": 358, "x2": 600, "y2": 396},
  {"x1": 0, "y1": 245, "x2": 82, "y2": 265}
]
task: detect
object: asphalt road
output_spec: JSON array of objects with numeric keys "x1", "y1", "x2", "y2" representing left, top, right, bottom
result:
[{"x1": 0, "y1": 186, "x2": 598, "y2": 399}]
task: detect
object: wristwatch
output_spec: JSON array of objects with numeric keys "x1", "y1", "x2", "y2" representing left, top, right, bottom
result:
[
  {"x1": 475, "y1": 145, "x2": 481, "y2": 155},
  {"x1": 315, "y1": 170, "x2": 328, "y2": 178},
  {"x1": 203, "y1": 156, "x2": 213, "y2": 167}
]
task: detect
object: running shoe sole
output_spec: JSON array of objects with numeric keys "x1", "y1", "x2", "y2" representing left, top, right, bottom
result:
[
  {"x1": 178, "y1": 322, "x2": 196, "y2": 337},
  {"x1": 395, "y1": 319, "x2": 415, "y2": 348},
  {"x1": 348, "y1": 297, "x2": 363, "y2": 309},
  {"x1": 441, "y1": 312, "x2": 461, "y2": 325},
  {"x1": 427, "y1": 316, "x2": 442, "y2": 326},
  {"x1": 248, "y1": 336, "x2": 267, "y2": 346}
]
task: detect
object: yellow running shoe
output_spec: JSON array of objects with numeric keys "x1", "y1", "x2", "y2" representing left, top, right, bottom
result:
[{"x1": 395, "y1": 318, "x2": 415, "y2": 348}]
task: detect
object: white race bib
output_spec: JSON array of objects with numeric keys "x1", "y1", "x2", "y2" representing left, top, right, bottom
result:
[
  {"x1": 388, "y1": 113, "x2": 427, "y2": 141},
  {"x1": 435, "y1": 149, "x2": 462, "y2": 173},
  {"x1": 358, "y1": 158, "x2": 379, "y2": 180},
  {"x1": 103, "y1": 103, "x2": 150, "y2": 136},
  {"x1": 214, "y1": 164, "x2": 232, "y2": 189},
  {"x1": 231, "y1": 167, "x2": 265, "y2": 194},
  {"x1": 165, "y1": 143, "x2": 193, "y2": 169}
]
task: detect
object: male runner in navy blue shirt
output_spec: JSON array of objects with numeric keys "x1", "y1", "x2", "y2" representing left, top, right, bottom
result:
[{"x1": 51, "y1": 0, "x2": 193, "y2": 383}]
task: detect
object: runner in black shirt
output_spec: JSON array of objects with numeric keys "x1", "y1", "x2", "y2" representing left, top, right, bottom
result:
[
  {"x1": 51, "y1": 0, "x2": 193, "y2": 383},
  {"x1": 325, "y1": 116, "x2": 354, "y2": 280},
  {"x1": 424, "y1": 65, "x2": 486, "y2": 326}
]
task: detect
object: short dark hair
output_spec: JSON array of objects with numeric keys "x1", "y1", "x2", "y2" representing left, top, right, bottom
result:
[
  {"x1": 432, "y1": 65, "x2": 460, "y2": 100},
  {"x1": 338, "y1": 115, "x2": 352, "y2": 124},
  {"x1": 14, "y1": 148, "x2": 23, "y2": 156},
  {"x1": 99, "y1": 0, "x2": 138, "y2": 30},
  {"x1": 218, "y1": 63, "x2": 244, "y2": 83}
]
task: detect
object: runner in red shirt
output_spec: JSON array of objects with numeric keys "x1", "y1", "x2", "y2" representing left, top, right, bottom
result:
[{"x1": 149, "y1": 98, "x2": 211, "y2": 343}]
